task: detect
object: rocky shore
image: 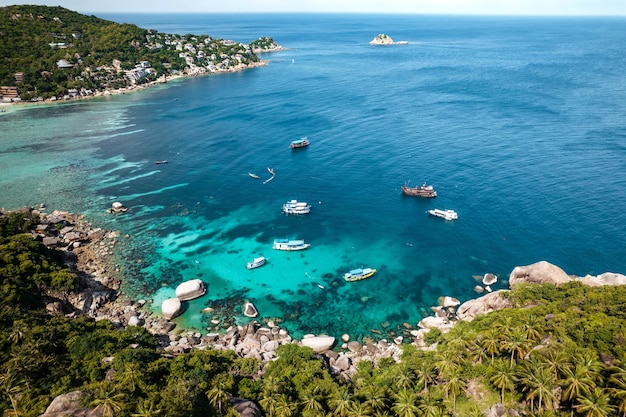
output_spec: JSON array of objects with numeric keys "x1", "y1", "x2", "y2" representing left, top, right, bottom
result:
[{"x1": 24, "y1": 207, "x2": 626, "y2": 382}]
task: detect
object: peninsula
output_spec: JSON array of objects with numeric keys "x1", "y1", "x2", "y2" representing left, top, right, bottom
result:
[{"x1": 0, "y1": 5, "x2": 283, "y2": 104}]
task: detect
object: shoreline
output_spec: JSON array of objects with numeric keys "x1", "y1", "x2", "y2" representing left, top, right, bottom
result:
[
  {"x1": 11, "y1": 206, "x2": 626, "y2": 379},
  {"x1": 0, "y1": 59, "x2": 270, "y2": 111}
]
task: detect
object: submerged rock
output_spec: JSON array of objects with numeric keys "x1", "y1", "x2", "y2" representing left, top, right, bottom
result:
[{"x1": 243, "y1": 302, "x2": 259, "y2": 318}]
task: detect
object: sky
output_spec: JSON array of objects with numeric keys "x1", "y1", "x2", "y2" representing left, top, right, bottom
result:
[{"x1": 1, "y1": 0, "x2": 625, "y2": 15}]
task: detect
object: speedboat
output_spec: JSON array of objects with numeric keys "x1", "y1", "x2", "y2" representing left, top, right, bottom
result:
[
  {"x1": 246, "y1": 256, "x2": 266, "y2": 269},
  {"x1": 344, "y1": 267, "x2": 377, "y2": 282},
  {"x1": 428, "y1": 209, "x2": 458, "y2": 221}
]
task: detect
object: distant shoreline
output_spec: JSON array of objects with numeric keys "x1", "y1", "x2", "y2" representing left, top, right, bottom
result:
[{"x1": 0, "y1": 59, "x2": 270, "y2": 110}]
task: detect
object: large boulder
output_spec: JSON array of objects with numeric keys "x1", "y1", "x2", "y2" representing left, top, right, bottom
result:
[
  {"x1": 230, "y1": 397, "x2": 261, "y2": 417},
  {"x1": 418, "y1": 316, "x2": 454, "y2": 332},
  {"x1": 456, "y1": 291, "x2": 513, "y2": 321},
  {"x1": 579, "y1": 272, "x2": 626, "y2": 286},
  {"x1": 175, "y1": 279, "x2": 206, "y2": 301},
  {"x1": 300, "y1": 335, "x2": 336, "y2": 353},
  {"x1": 39, "y1": 391, "x2": 94, "y2": 417},
  {"x1": 509, "y1": 261, "x2": 571, "y2": 288},
  {"x1": 162, "y1": 297, "x2": 183, "y2": 320}
]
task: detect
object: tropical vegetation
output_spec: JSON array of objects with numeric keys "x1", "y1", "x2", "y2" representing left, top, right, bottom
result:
[
  {"x1": 2, "y1": 208, "x2": 626, "y2": 416},
  {"x1": 0, "y1": 5, "x2": 272, "y2": 101}
]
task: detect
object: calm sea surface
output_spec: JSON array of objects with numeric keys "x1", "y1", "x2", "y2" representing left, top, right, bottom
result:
[{"x1": 1, "y1": 14, "x2": 625, "y2": 339}]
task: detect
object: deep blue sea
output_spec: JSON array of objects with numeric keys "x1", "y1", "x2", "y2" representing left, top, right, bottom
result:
[{"x1": 1, "y1": 14, "x2": 625, "y2": 340}]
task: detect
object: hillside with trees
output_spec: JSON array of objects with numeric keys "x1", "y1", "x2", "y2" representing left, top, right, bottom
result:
[
  {"x1": 0, "y1": 5, "x2": 272, "y2": 101},
  {"x1": 2, "y1": 208, "x2": 626, "y2": 416}
]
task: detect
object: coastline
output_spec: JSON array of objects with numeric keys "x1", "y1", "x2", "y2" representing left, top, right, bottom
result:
[
  {"x1": 11, "y1": 206, "x2": 626, "y2": 379},
  {"x1": 0, "y1": 58, "x2": 270, "y2": 110}
]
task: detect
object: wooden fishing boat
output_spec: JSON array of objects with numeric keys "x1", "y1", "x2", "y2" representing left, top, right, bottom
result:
[
  {"x1": 401, "y1": 183, "x2": 437, "y2": 197},
  {"x1": 291, "y1": 137, "x2": 310, "y2": 149}
]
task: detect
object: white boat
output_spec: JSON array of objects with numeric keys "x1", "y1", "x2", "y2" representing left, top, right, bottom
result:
[
  {"x1": 282, "y1": 199, "x2": 311, "y2": 214},
  {"x1": 273, "y1": 239, "x2": 311, "y2": 251},
  {"x1": 246, "y1": 256, "x2": 266, "y2": 269},
  {"x1": 344, "y1": 267, "x2": 377, "y2": 282},
  {"x1": 428, "y1": 209, "x2": 458, "y2": 221}
]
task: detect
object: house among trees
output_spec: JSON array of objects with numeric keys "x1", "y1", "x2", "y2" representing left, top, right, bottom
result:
[{"x1": 56, "y1": 59, "x2": 73, "y2": 69}]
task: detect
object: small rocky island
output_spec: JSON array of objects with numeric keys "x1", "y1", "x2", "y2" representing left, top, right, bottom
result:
[{"x1": 369, "y1": 33, "x2": 409, "y2": 45}]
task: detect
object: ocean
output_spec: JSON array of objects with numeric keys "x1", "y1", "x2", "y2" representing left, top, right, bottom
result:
[{"x1": 1, "y1": 13, "x2": 625, "y2": 340}]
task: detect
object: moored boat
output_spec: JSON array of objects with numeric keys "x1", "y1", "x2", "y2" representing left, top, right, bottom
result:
[
  {"x1": 273, "y1": 239, "x2": 311, "y2": 251},
  {"x1": 344, "y1": 267, "x2": 377, "y2": 282},
  {"x1": 246, "y1": 256, "x2": 266, "y2": 269},
  {"x1": 401, "y1": 183, "x2": 437, "y2": 197},
  {"x1": 282, "y1": 199, "x2": 311, "y2": 214},
  {"x1": 428, "y1": 208, "x2": 458, "y2": 221},
  {"x1": 291, "y1": 137, "x2": 309, "y2": 149}
]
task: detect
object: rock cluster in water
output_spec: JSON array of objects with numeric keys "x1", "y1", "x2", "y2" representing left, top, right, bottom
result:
[{"x1": 24, "y1": 207, "x2": 626, "y2": 378}]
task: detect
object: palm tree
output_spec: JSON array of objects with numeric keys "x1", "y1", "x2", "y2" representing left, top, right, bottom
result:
[
  {"x1": 501, "y1": 327, "x2": 529, "y2": 367},
  {"x1": 609, "y1": 361, "x2": 626, "y2": 417},
  {"x1": 329, "y1": 386, "x2": 353, "y2": 417},
  {"x1": 520, "y1": 365, "x2": 558, "y2": 413},
  {"x1": 117, "y1": 362, "x2": 141, "y2": 394},
  {"x1": 417, "y1": 393, "x2": 446, "y2": 417},
  {"x1": 480, "y1": 329, "x2": 502, "y2": 365},
  {"x1": 361, "y1": 383, "x2": 388, "y2": 413},
  {"x1": 574, "y1": 388, "x2": 615, "y2": 417},
  {"x1": 415, "y1": 358, "x2": 437, "y2": 391},
  {"x1": 0, "y1": 371, "x2": 26, "y2": 417},
  {"x1": 394, "y1": 365, "x2": 416, "y2": 390},
  {"x1": 347, "y1": 401, "x2": 373, "y2": 417},
  {"x1": 132, "y1": 398, "x2": 162, "y2": 417},
  {"x1": 442, "y1": 374, "x2": 466, "y2": 414},
  {"x1": 521, "y1": 314, "x2": 543, "y2": 342},
  {"x1": 392, "y1": 389, "x2": 419, "y2": 417},
  {"x1": 434, "y1": 351, "x2": 459, "y2": 381},
  {"x1": 91, "y1": 389, "x2": 125, "y2": 417},
  {"x1": 301, "y1": 387, "x2": 325, "y2": 416},
  {"x1": 274, "y1": 394, "x2": 295, "y2": 417},
  {"x1": 260, "y1": 393, "x2": 279, "y2": 417},
  {"x1": 489, "y1": 358, "x2": 517, "y2": 404},
  {"x1": 562, "y1": 362, "x2": 596, "y2": 416},
  {"x1": 468, "y1": 403, "x2": 485, "y2": 417},
  {"x1": 541, "y1": 346, "x2": 572, "y2": 380},
  {"x1": 206, "y1": 382, "x2": 231, "y2": 416}
]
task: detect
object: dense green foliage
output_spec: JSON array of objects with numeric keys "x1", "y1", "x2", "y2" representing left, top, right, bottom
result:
[
  {"x1": 2, "y1": 208, "x2": 626, "y2": 416},
  {"x1": 0, "y1": 5, "x2": 266, "y2": 100}
]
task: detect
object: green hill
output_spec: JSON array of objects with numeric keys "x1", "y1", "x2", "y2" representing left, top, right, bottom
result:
[{"x1": 0, "y1": 5, "x2": 267, "y2": 101}]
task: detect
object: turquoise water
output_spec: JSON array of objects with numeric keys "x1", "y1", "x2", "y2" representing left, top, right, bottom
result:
[{"x1": 1, "y1": 14, "x2": 625, "y2": 340}]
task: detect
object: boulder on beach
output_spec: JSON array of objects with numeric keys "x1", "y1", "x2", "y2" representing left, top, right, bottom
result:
[
  {"x1": 175, "y1": 279, "x2": 207, "y2": 301},
  {"x1": 162, "y1": 297, "x2": 183, "y2": 320},
  {"x1": 243, "y1": 302, "x2": 259, "y2": 318},
  {"x1": 300, "y1": 335, "x2": 336, "y2": 353},
  {"x1": 438, "y1": 296, "x2": 460, "y2": 308},
  {"x1": 456, "y1": 290, "x2": 513, "y2": 321}
]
